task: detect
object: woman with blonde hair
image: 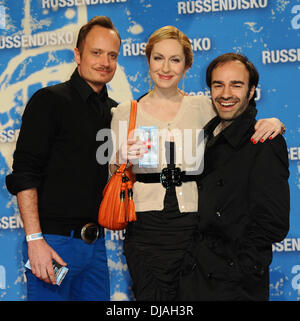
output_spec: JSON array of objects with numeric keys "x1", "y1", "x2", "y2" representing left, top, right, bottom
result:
[{"x1": 111, "y1": 25, "x2": 283, "y2": 300}]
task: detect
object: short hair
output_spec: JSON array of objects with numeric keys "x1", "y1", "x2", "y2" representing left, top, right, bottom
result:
[
  {"x1": 145, "y1": 25, "x2": 193, "y2": 69},
  {"x1": 206, "y1": 53, "x2": 259, "y2": 106},
  {"x1": 76, "y1": 16, "x2": 121, "y2": 54}
]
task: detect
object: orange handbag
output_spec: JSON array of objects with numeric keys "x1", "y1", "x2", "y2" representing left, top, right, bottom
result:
[{"x1": 98, "y1": 100, "x2": 137, "y2": 230}]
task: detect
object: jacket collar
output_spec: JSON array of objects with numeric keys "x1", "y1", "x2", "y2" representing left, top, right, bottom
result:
[
  {"x1": 204, "y1": 103, "x2": 258, "y2": 149},
  {"x1": 70, "y1": 68, "x2": 109, "y2": 103}
]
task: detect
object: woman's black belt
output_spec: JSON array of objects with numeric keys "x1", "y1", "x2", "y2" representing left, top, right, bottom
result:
[{"x1": 135, "y1": 167, "x2": 199, "y2": 189}]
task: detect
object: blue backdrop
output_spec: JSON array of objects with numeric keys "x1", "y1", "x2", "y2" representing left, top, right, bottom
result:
[{"x1": 0, "y1": 0, "x2": 299, "y2": 301}]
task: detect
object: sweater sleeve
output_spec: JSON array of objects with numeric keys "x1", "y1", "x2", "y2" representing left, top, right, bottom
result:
[
  {"x1": 110, "y1": 100, "x2": 131, "y2": 164},
  {"x1": 192, "y1": 95, "x2": 216, "y2": 128},
  {"x1": 6, "y1": 88, "x2": 60, "y2": 195}
]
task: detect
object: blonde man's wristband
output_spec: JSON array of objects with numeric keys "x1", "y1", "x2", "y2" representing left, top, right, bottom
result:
[{"x1": 26, "y1": 232, "x2": 43, "y2": 242}]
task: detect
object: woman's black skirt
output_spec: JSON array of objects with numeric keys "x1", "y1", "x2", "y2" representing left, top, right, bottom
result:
[{"x1": 124, "y1": 187, "x2": 198, "y2": 301}]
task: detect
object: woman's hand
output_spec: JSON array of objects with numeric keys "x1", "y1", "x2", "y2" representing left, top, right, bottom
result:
[
  {"x1": 251, "y1": 118, "x2": 285, "y2": 144},
  {"x1": 115, "y1": 138, "x2": 149, "y2": 165}
]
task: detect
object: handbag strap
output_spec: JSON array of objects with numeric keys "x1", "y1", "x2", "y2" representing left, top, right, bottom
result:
[
  {"x1": 128, "y1": 100, "x2": 137, "y2": 139},
  {"x1": 119, "y1": 100, "x2": 137, "y2": 172}
]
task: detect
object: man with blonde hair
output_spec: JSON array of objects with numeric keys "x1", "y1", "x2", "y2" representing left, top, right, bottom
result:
[{"x1": 6, "y1": 16, "x2": 121, "y2": 301}]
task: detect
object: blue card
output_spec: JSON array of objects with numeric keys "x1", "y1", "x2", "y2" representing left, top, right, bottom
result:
[{"x1": 138, "y1": 126, "x2": 158, "y2": 168}]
